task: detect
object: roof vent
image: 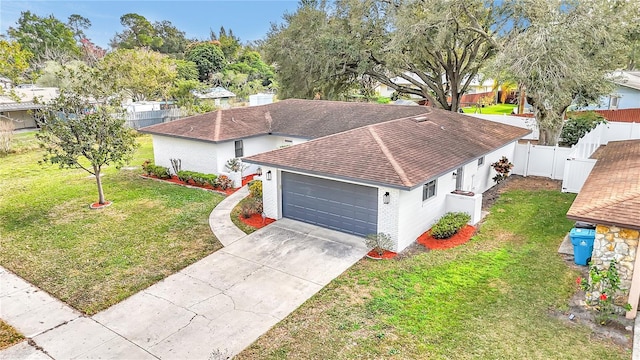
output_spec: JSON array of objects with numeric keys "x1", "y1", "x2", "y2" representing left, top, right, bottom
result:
[{"x1": 413, "y1": 116, "x2": 428, "y2": 122}]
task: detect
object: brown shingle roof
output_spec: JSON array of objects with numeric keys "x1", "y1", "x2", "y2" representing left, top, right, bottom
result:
[
  {"x1": 567, "y1": 140, "x2": 640, "y2": 230},
  {"x1": 245, "y1": 108, "x2": 531, "y2": 189},
  {"x1": 139, "y1": 99, "x2": 432, "y2": 142}
]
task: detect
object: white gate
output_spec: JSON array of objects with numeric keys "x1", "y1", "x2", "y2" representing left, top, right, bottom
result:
[
  {"x1": 513, "y1": 142, "x2": 572, "y2": 180},
  {"x1": 562, "y1": 158, "x2": 597, "y2": 193}
]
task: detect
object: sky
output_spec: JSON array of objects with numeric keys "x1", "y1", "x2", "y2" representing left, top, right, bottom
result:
[{"x1": 0, "y1": 0, "x2": 300, "y2": 49}]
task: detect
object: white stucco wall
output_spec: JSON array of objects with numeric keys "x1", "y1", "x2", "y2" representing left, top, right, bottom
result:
[
  {"x1": 474, "y1": 142, "x2": 517, "y2": 193},
  {"x1": 397, "y1": 173, "x2": 455, "y2": 251},
  {"x1": 152, "y1": 135, "x2": 218, "y2": 174},
  {"x1": 261, "y1": 166, "x2": 280, "y2": 219},
  {"x1": 377, "y1": 187, "x2": 401, "y2": 251}
]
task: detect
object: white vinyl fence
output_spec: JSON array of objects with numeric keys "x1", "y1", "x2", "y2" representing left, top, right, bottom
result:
[
  {"x1": 124, "y1": 108, "x2": 186, "y2": 129},
  {"x1": 510, "y1": 121, "x2": 640, "y2": 193},
  {"x1": 513, "y1": 143, "x2": 572, "y2": 180}
]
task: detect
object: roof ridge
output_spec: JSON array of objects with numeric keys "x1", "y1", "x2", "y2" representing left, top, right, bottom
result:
[
  {"x1": 367, "y1": 126, "x2": 412, "y2": 187},
  {"x1": 214, "y1": 109, "x2": 222, "y2": 142}
]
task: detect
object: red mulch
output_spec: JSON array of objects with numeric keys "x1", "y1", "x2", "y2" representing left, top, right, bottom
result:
[
  {"x1": 89, "y1": 201, "x2": 112, "y2": 209},
  {"x1": 417, "y1": 225, "x2": 476, "y2": 250},
  {"x1": 239, "y1": 213, "x2": 276, "y2": 229},
  {"x1": 366, "y1": 249, "x2": 398, "y2": 259},
  {"x1": 242, "y1": 174, "x2": 255, "y2": 186}
]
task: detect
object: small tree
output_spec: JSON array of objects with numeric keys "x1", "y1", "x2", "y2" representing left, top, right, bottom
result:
[{"x1": 36, "y1": 65, "x2": 138, "y2": 206}]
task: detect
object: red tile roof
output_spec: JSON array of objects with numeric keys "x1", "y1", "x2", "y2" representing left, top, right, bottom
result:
[
  {"x1": 567, "y1": 140, "x2": 640, "y2": 230},
  {"x1": 592, "y1": 109, "x2": 640, "y2": 123},
  {"x1": 245, "y1": 107, "x2": 531, "y2": 189},
  {"x1": 139, "y1": 99, "x2": 432, "y2": 142}
]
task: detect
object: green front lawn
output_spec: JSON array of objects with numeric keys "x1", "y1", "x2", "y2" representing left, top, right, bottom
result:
[
  {"x1": 237, "y1": 188, "x2": 629, "y2": 359},
  {"x1": 462, "y1": 103, "x2": 517, "y2": 115},
  {"x1": 0, "y1": 133, "x2": 223, "y2": 315}
]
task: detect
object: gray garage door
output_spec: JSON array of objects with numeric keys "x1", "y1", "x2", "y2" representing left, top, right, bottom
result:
[{"x1": 282, "y1": 172, "x2": 378, "y2": 237}]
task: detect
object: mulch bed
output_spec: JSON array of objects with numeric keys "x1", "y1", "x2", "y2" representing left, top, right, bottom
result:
[
  {"x1": 142, "y1": 174, "x2": 257, "y2": 195},
  {"x1": 239, "y1": 213, "x2": 276, "y2": 229},
  {"x1": 366, "y1": 249, "x2": 399, "y2": 259},
  {"x1": 89, "y1": 201, "x2": 112, "y2": 209},
  {"x1": 417, "y1": 225, "x2": 477, "y2": 250}
]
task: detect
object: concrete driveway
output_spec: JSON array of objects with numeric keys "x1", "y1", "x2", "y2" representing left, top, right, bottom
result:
[{"x1": 10, "y1": 218, "x2": 368, "y2": 359}]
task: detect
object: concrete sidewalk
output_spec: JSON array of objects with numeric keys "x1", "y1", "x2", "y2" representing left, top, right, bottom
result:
[{"x1": 1, "y1": 184, "x2": 368, "y2": 359}]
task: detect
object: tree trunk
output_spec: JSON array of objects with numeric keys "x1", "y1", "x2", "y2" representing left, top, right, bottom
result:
[{"x1": 94, "y1": 165, "x2": 105, "y2": 204}]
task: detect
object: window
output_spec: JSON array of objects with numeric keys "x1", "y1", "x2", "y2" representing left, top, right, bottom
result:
[
  {"x1": 610, "y1": 95, "x2": 620, "y2": 110},
  {"x1": 478, "y1": 157, "x2": 484, "y2": 166},
  {"x1": 422, "y1": 180, "x2": 437, "y2": 201},
  {"x1": 234, "y1": 140, "x2": 243, "y2": 157}
]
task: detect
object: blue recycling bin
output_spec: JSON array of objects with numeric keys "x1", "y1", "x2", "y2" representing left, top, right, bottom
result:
[{"x1": 570, "y1": 228, "x2": 596, "y2": 266}]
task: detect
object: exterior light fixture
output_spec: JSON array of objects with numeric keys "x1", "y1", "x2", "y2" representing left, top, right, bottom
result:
[
  {"x1": 266, "y1": 170, "x2": 272, "y2": 181},
  {"x1": 383, "y1": 191, "x2": 390, "y2": 204},
  {"x1": 256, "y1": 167, "x2": 263, "y2": 176}
]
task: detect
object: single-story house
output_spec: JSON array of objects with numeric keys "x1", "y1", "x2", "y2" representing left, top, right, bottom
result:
[
  {"x1": 579, "y1": 71, "x2": 640, "y2": 111},
  {"x1": 566, "y1": 139, "x2": 640, "y2": 318},
  {"x1": 194, "y1": 87, "x2": 236, "y2": 108},
  {"x1": 0, "y1": 86, "x2": 59, "y2": 130},
  {"x1": 140, "y1": 99, "x2": 530, "y2": 252}
]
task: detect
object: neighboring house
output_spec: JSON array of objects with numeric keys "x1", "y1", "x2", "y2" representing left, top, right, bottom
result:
[
  {"x1": 0, "y1": 86, "x2": 58, "y2": 130},
  {"x1": 141, "y1": 99, "x2": 530, "y2": 252},
  {"x1": 194, "y1": 87, "x2": 236, "y2": 108},
  {"x1": 566, "y1": 140, "x2": 640, "y2": 318},
  {"x1": 580, "y1": 71, "x2": 640, "y2": 111}
]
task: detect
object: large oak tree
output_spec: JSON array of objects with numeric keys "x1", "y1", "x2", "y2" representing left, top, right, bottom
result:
[
  {"x1": 499, "y1": 0, "x2": 636, "y2": 145},
  {"x1": 262, "y1": 0, "x2": 506, "y2": 110}
]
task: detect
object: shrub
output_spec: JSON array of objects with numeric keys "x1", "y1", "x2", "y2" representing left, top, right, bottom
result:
[
  {"x1": 431, "y1": 212, "x2": 471, "y2": 239},
  {"x1": 215, "y1": 175, "x2": 233, "y2": 190},
  {"x1": 176, "y1": 170, "x2": 217, "y2": 186},
  {"x1": 141, "y1": 161, "x2": 170, "y2": 179},
  {"x1": 150, "y1": 165, "x2": 171, "y2": 179},
  {"x1": 491, "y1": 156, "x2": 514, "y2": 184},
  {"x1": 249, "y1": 180, "x2": 262, "y2": 198},
  {"x1": 364, "y1": 233, "x2": 393, "y2": 255},
  {"x1": 560, "y1": 111, "x2": 606, "y2": 147},
  {"x1": 578, "y1": 259, "x2": 632, "y2": 325},
  {"x1": 142, "y1": 160, "x2": 153, "y2": 175},
  {"x1": 176, "y1": 170, "x2": 193, "y2": 182},
  {"x1": 240, "y1": 197, "x2": 263, "y2": 218}
]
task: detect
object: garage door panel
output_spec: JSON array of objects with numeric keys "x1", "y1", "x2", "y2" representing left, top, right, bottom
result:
[{"x1": 282, "y1": 172, "x2": 378, "y2": 237}]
